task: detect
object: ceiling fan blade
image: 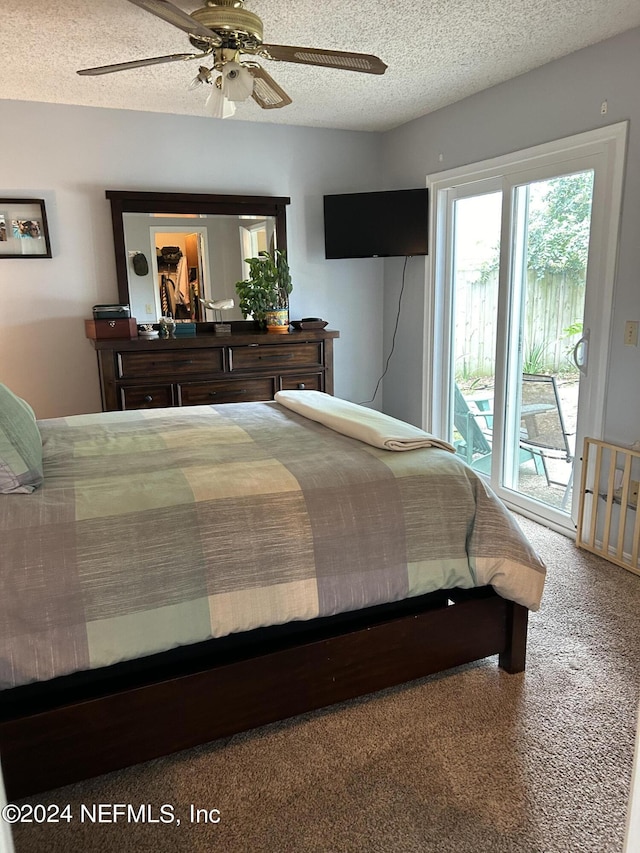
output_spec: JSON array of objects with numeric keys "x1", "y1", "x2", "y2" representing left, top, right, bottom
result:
[
  {"x1": 248, "y1": 66, "x2": 293, "y2": 110},
  {"x1": 258, "y1": 44, "x2": 387, "y2": 75},
  {"x1": 126, "y1": 0, "x2": 222, "y2": 44},
  {"x1": 77, "y1": 53, "x2": 202, "y2": 76}
]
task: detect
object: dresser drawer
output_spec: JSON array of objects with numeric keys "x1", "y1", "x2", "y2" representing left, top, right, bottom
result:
[
  {"x1": 229, "y1": 342, "x2": 322, "y2": 371},
  {"x1": 278, "y1": 373, "x2": 324, "y2": 392},
  {"x1": 178, "y1": 377, "x2": 275, "y2": 406},
  {"x1": 92, "y1": 329, "x2": 337, "y2": 411},
  {"x1": 117, "y1": 349, "x2": 224, "y2": 379},
  {"x1": 120, "y1": 385, "x2": 174, "y2": 410}
]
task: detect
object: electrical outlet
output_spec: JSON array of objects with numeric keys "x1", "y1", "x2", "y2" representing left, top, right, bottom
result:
[
  {"x1": 624, "y1": 320, "x2": 639, "y2": 346},
  {"x1": 601, "y1": 100, "x2": 608, "y2": 115}
]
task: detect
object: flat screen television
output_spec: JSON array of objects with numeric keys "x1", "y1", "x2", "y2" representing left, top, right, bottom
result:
[{"x1": 323, "y1": 188, "x2": 428, "y2": 259}]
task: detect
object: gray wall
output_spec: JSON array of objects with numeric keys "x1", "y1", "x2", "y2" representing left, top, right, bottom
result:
[
  {"x1": 380, "y1": 26, "x2": 640, "y2": 446},
  {"x1": 0, "y1": 100, "x2": 383, "y2": 417}
]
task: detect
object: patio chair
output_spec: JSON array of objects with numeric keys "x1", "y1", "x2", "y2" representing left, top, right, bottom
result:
[
  {"x1": 454, "y1": 383, "x2": 541, "y2": 476},
  {"x1": 453, "y1": 384, "x2": 493, "y2": 473},
  {"x1": 519, "y1": 373, "x2": 574, "y2": 506}
]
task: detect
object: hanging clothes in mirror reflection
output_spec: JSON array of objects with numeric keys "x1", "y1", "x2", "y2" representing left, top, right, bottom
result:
[
  {"x1": 156, "y1": 238, "x2": 202, "y2": 321},
  {"x1": 160, "y1": 273, "x2": 190, "y2": 319}
]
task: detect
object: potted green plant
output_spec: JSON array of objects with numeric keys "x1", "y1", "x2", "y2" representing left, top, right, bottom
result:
[{"x1": 235, "y1": 249, "x2": 292, "y2": 333}]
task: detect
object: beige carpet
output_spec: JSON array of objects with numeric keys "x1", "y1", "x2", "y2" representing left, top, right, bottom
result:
[{"x1": 11, "y1": 516, "x2": 640, "y2": 853}]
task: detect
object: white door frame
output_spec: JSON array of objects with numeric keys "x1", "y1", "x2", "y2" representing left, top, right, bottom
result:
[{"x1": 424, "y1": 122, "x2": 628, "y2": 533}]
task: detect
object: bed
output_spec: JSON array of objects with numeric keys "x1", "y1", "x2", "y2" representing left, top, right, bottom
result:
[{"x1": 0, "y1": 386, "x2": 545, "y2": 799}]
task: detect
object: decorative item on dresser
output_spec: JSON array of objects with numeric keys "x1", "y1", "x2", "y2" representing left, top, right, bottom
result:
[
  {"x1": 235, "y1": 248, "x2": 293, "y2": 333},
  {"x1": 84, "y1": 318, "x2": 138, "y2": 341},
  {"x1": 85, "y1": 303, "x2": 138, "y2": 341},
  {"x1": 88, "y1": 328, "x2": 338, "y2": 411}
]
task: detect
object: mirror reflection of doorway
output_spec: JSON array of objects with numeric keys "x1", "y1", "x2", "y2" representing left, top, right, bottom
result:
[
  {"x1": 239, "y1": 220, "x2": 271, "y2": 277},
  {"x1": 152, "y1": 219, "x2": 273, "y2": 323},
  {"x1": 154, "y1": 230, "x2": 206, "y2": 321}
]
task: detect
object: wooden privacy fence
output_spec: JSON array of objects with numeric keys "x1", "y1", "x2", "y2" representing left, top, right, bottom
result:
[{"x1": 454, "y1": 269, "x2": 584, "y2": 377}]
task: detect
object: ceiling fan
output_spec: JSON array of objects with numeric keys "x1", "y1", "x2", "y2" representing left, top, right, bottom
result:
[{"x1": 77, "y1": 0, "x2": 387, "y2": 116}]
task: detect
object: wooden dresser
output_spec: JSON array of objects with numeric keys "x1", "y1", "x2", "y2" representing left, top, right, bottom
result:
[{"x1": 89, "y1": 328, "x2": 339, "y2": 412}]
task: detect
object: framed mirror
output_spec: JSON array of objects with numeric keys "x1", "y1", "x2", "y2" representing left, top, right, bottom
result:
[{"x1": 106, "y1": 191, "x2": 290, "y2": 324}]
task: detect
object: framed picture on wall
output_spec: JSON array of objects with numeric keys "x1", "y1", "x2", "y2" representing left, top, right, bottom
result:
[{"x1": 0, "y1": 198, "x2": 51, "y2": 258}]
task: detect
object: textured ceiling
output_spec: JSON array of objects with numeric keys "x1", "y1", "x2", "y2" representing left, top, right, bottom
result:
[{"x1": 3, "y1": 0, "x2": 640, "y2": 132}]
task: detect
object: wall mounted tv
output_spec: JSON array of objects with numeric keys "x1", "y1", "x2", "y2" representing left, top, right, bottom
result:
[{"x1": 323, "y1": 188, "x2": 428, "y2": 259}]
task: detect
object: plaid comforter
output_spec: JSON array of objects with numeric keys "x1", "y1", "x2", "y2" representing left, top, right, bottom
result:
[{"x1": 0, "y1": 402, "x2": 545, "y2": 690}]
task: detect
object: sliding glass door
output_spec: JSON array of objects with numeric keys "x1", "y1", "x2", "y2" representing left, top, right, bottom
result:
[
  {"x1": 501, "y1": 173, "x2": 593, "y2": 511},
  {"x1": 428, "y1": 125, "x2": 626, "y2": 531},
  {"x1": 447, "y1": 185, "x2": 502, "y2": 471}
]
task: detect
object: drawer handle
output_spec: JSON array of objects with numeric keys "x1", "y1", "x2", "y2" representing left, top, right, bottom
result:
[
  {"x1": 297, "y1": 383, "x2": 306, "y2": 390},
  {"x1": 144, "y1": 395, "x2": 153, "y2": 403}
]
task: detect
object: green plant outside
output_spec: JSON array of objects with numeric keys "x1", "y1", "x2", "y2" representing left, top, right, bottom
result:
[
  {"x1": 235, "y1": 249, "x2": 292, "y2": 327},
  {"x1": 522, "y1": 340, "x2": 549, "y2": 374}
]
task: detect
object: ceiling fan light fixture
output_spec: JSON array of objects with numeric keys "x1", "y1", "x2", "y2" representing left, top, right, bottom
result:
[
  {"x1": 221, "y1": 61, "x2": 254, "y2": 101},
  {"x1": 205, "y1": 73, "x2": 236, "y2": 118},
  {"x1": 77, "y1": 1, "x2": 388, "y2": 113},
  {"x1": 188, "y1": 65, "x2": 212, "y2": 89}
]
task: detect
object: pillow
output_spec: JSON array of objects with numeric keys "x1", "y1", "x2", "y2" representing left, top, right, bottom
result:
[{"x1": 0, "y1": 383, "x2": 44, "y2": 493}]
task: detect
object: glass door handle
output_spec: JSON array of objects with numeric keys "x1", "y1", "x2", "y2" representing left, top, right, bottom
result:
[{"x1": 572, "y1": 331, "x2": 589, "y2": 375}]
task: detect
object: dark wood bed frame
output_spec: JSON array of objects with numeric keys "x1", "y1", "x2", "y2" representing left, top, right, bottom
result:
[{"x1": 0, "y1": 586, "x2": 528, "y2": 800}]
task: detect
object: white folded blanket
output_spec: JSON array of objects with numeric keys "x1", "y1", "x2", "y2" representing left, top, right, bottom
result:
[{"x1": 275, "y1": 390, "x2": 456, "y2": 453}]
